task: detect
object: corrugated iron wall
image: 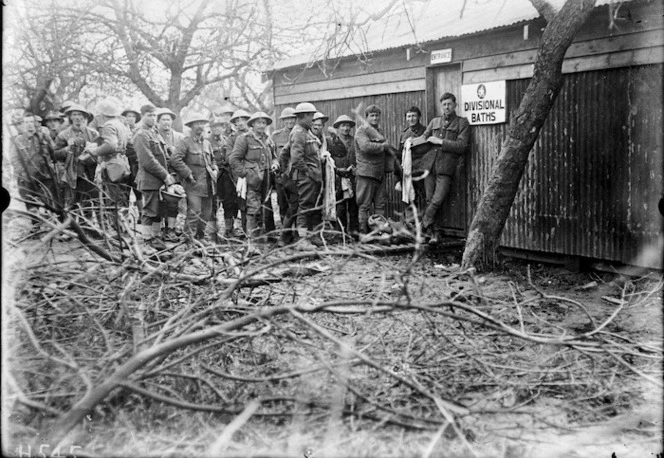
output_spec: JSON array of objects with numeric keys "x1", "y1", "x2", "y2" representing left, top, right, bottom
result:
[
  {"x1": 274, "y1": 91, "x2": 427, "y2": 219},
  {"x1": 470, "y1": 64, "x2": 663, "y2": 263},
  {"x1": 274, "y1": 64, "x2": 662, "y2": 265}
]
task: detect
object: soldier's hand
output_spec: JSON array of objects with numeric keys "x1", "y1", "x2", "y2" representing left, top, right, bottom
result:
[
  {"x1": 427, "y1": 136, "x2": 442, "y2": 145},
  {"x1": 164, "y1": 174, "x2": 176, "y2": 186},
  {"x1": 187, "y1": 175, "x2": 196, "y2": 184}
]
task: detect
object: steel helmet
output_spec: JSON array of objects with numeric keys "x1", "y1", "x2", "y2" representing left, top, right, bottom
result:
[
  {"x1": 333, "y1": 114, "x2": 356, "y2": 128},
  {"x1": 121, "y1": 108, "x2": 142, "y2": 122},
  {"x1": 293, "y1": 102, "x2": 317, "y2": 114},
  {"x1": 96, "y1": 97, "x2": 123, "y2": 117},
  {"x1": 230, "y1": 109, "x2": 251, "y2": 123},
  {"x1": 247, "y1": 111, "x2": 273, "y2": 127},
  {"x1": 279, "y1": 107, "x2": 296, "y2": 119},
  {"x1": 183, "y1": 112, "x2": 209, "y2": 127},
  {"x1": 156, "y1": 107, "x2": 177, "y2": 121},
  {"x1": 313, "y1": 112, "x2": 329, "y2": 123}
]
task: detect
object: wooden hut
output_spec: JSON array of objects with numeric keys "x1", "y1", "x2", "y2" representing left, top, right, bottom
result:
[{"x1": 269, "y1": 0, "x2": 663, "y2": 269}]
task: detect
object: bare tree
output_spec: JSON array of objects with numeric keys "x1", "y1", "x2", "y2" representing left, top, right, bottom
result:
[
  {"x1": 461, "y1": 0, "x2": 598, "y2": 270},
  {"x1": 5, "y1": 0, "x2": 289, "y2": 127}
]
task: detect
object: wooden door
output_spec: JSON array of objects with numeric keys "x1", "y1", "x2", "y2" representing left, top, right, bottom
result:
[{"x1": 426, "y1": 64, "x2": 468, "y2": 235}]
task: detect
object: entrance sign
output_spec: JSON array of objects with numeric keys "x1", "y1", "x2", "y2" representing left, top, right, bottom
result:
[
  {"x1": 461, "y1": 81, "x2": 506, "y2": 124},
  {"x1": 430, "y1": 48, "x2": 452, "y2": 65}
]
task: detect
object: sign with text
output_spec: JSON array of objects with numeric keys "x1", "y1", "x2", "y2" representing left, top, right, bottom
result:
[
  {"x1": 430, "y1": 48, "x2": 452, "y2": 65},
  {"x1": 461, "y1": 81, "x2": 506, "y2": 124}
]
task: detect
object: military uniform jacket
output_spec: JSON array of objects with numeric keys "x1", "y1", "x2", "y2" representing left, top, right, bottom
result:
[
  {"x1": 399, "y1": 123, "x2": 426, "y2": 151},
  {"x1": 421, "y1": 113, "x2": 470, "y2": 176},
  {"x1": 11, "y1": 131, "x2": 56, "y2": 181},
  {"x1": 54, "y1": 125, "x2": 99, "y2": 185},
  {"x1": 209, "y1": 134, "x2": 230, "y2": 172},
  {"x1": 159, "y1": 128, "x2": 185, "y2": 151},
  {"x1": 96, "y1": 117, "x2": 129, "y2": 161},
  {"x1": 289, "y1": 124, "x2": 322, "y2": 182},
  {"x1": 134, "y1": 125, "x2": 172, "y2": 191},
  {"x1": 328, "y1": 133, "x2": 356, "y2": 177},
  {"x1": 229, "y1": 130, "x2": 276, "y2": 190},
  {"x1": 354, "y1": 124, "x2": 387, "y2": 180},
  {"x1": 171, "y1": 134, "x2": 218, "y2": 197}
]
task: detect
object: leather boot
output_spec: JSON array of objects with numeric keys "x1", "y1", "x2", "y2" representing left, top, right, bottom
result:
[
  {"x1": 224, "y1": 218, "x2": 235, "y2": 238},
  {"x1": 246, "y1": 215, "x2": 258, "y2": 239},
  {"x1": 205, "y1": 221, "x2": 219, "y2": 244}
]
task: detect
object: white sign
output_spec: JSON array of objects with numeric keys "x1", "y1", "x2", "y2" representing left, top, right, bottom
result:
[
  {"x1": 461, "y1": 81, "x2": 507, "y2": 125},
  {"x1": 430, "y1": 48, "x2": 452, "y2": 65}
]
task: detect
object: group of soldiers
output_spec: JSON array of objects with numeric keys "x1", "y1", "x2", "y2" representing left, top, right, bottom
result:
[{"x1": 8, "y1": 89, "x2": 470, "y2": 251}]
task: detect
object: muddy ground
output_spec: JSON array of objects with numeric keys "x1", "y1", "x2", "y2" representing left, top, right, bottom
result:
[{"x1": 2, "y1": 224, "x2": 662, "y2": 458}]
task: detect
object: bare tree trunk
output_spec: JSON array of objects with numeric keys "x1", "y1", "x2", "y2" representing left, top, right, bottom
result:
[{"x1": 461, "y1": 0, "x2": 596, "y2": 270}]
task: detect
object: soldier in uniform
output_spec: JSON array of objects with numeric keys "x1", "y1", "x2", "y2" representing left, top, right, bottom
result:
[
  {"x1": 91, "y1": 97, "x2": 131, "y2": 208},
  {"x1": 398, "y1": 106, "x2": 427, "y2": 222},
  {"x1": 133, "y1": 104, "x2": 178, "y2": 250},
  {"x1": 9, "y1": 113, "x2": 59, "y2": 218},
  {"x1": 156, "y1": 108, "x2": 184, "y2": 150},
  {"x1": 44, "y1": 111, "x2": 65, "y2": 140},
  {"x1": 288, "y1": 102, "x2": 323, "y2": 250},
  {"x1": 170, "y1": 113, "x2": 218, "y2": 241},
  {"x1": 422, "y1": 92, "x2": 470, "y2": 245},
  {"x1": 329, "y1": 114, "x2": 359, "y2": 236},
  {"x1": 229, "y1": 112, "x2": 278, "y2": 241},
  {"x1": 122, "y1": 107, "x2": 143, "y2": 214},
  {"x1": 53, "y1": 104, "x2": 99, "y2": 211},
  {"x1": 227, "y1": 109, "x2": 251, "y2": 235},
  {"x1": 271, "y1": 107, "x2": 297, "y2": 241},
  {"x1": 354, "y1": 104, "x2": 392, "y2": 235},
  {"x1": 209, "y1": 116, "x2": 239, "y2": 238}
]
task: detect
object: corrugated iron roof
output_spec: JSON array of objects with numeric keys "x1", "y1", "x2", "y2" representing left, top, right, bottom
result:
[{"x1": 273, "y1": 0, "x2": 612, "y2": 70}]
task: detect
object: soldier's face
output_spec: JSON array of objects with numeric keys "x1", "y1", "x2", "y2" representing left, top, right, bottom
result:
[
  {"x1": 311, "y1": 120, "x2": 324, "y2": 135},
  {"x1": 126, "y1": 113, "x2": 137, "y2": 126},
  {"x1": 71, "y1": 112, "x2": 85, "y2": 127},
  {"x1": 284, "y1": 117, "x2": 296, "y2": 129},
  {"x1": 143, "y1": 112, "x2": 157, "y2": 128},
  {"x1": 440, "y1": 99, "x2": 456, "y2": 116},
  {"x1": 235, "y1": 117, "x2": 249, "y2": 130},
  {"x1": 406, "y1": 111, "x2": 420, "y2": 127},
  {"x1": 158, "y1": 115, "x2": 173, "y2": 130},
  {"x1": 190, "y1": 121, "x2": 206, "y2": 136},
  {"x1": 367, "y1": 112, "x2": 380, "y2": 127},
  {"x1": 252, "y1": 119, "x2": 267, "y2": 134},
  {"x1": 211, "y1": 124, "x2": 224, "y2": 136},
  {"x1": 24, "y1": 117, "x2": 36, "y2": 134},
  {"x1": 46, "y1": 119, "x2": 61, "y2": 131},
  {"x1": 339, "y1": 123, "x2": 352, "y2": 136}
]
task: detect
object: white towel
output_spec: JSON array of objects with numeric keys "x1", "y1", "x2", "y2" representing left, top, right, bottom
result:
[
  {"x1": 401, "y1": 138, "x2": 415, "y2": 204},
  {"x1": 323, "y1": 155, "x2": 337, "y2": 222},
  {"x1": 235, "y1": 177, "x2": 247, "y2": 199}
]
